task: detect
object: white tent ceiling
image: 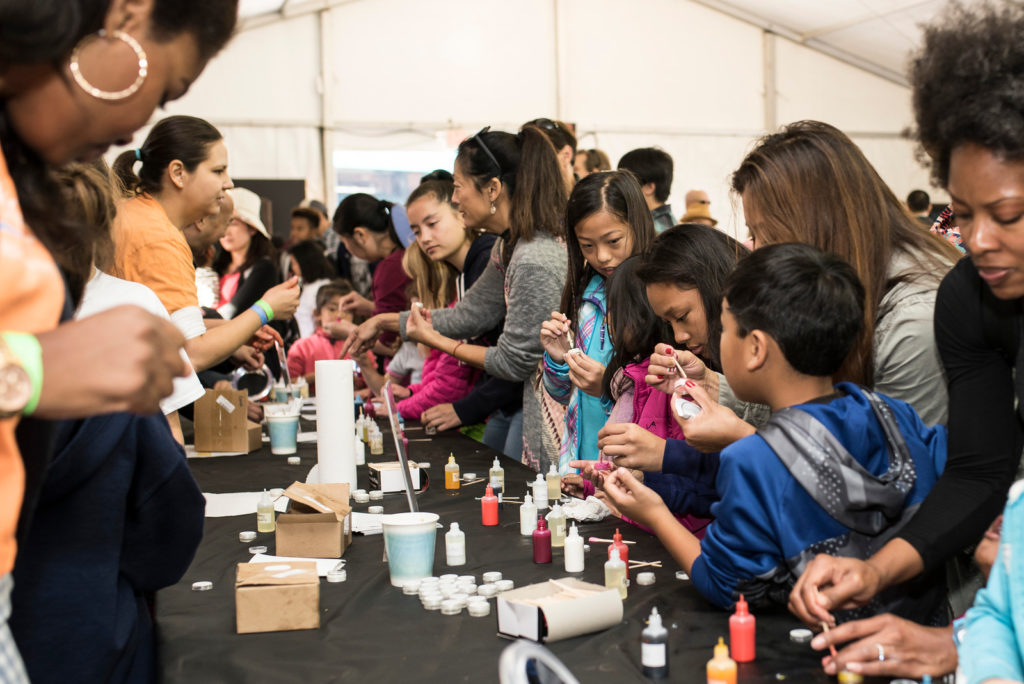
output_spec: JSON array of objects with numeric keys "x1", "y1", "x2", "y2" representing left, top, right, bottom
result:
[
  {"x1": 238, "y1": 0, "x2": 980, "y2": 87},
  {"x1": 148, "y1": 0, "x2": 1013, "y2": 229}
]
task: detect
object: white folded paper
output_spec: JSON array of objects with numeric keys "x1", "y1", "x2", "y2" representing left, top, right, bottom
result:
[{"x1": 203, "y1": 491, "x2": 290, "y2": 518}]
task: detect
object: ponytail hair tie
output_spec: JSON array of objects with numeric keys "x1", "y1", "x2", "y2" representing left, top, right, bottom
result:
[{"x1": 135, "y1": 148, "x2": 142, "y2": 162}]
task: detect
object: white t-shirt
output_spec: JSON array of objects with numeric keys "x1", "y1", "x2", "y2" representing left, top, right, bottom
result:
[
  {"x1": 295, "y1": 278, "x2": 331, "y2": 340},
  {"x1": 76, "y1": 270, "x2": 206, "y2": 415}
]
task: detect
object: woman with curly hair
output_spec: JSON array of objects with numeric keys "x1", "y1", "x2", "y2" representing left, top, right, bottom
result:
[{"x1": 791, "y1": 3, "x2": 1024, "y2": 679}]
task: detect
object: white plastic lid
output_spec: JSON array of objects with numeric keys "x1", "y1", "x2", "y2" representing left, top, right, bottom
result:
[
  {"x1": 609, "y1": 546, "x2": 621, "y2": 562},
  {"x1": 789, "y1": 628, "x2": 813, "y2": 643},
  {"x1": 636, "y1": 572, "x2": 656, "y2": 586},
  {"x1": 648, "y1": 606, "x2": 662, "y2": 628},
  {"x1": 549, "y1": 464, "x2": 558, "y2": 474},
  {"x1": 493, "y1": 457, "x2": 501, "y2": 468},
  {"x1": 449, "y1": 522, "x2": 461, "y2": 532},
  {"x1": 535, "y1": 473, "x2": 544, "y2": 483},
  {"x1": 191, "y1": 580, "x2": 213, "y2": 591},
  {"x1": 523, "y1": 492, "x2": 533, "y2": 504},
  {"x1": 567, "y1": 523, "x2": 579, "y2": 538}
]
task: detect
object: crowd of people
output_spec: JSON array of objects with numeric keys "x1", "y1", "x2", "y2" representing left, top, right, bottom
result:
[{"x1": 5, "y1": 0, "x2": 1024, "y2": 682}]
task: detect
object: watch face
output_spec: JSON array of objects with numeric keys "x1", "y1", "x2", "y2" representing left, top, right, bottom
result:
[{"x1": 0, "y1": 363, "x2": 31, "y2": 415}]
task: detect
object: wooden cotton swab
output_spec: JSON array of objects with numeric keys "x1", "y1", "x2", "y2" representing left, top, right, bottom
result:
[
  {"x1": 821, "y1": 621, "x2": 838, "y2": 659},
  {"x1": 588, "y1": 537, "x2": 637, "y2": 545}
]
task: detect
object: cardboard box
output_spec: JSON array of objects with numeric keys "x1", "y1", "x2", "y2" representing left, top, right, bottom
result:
[
  {"x1": 275, "y1": 482, "x2": 352, "y2": 558},
  {"x1": 497, "y1": 578, "x2": 623, "y2": 643},
  {"x1": 194, "y1": 389, "x2": 262, "y2": 453},
  {"x1": 367, "y1": 461, "x2": 421, "y2": 493},
  {"x1": 235, "y1": 560, "x2": 320, "y2": 634}
]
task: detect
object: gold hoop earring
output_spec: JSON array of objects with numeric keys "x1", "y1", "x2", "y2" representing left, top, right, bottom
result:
[{"x1": 69, "y1": 30, "x2": 148, "y2": 101}]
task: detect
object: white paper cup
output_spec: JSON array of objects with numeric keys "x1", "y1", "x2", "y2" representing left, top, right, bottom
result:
[
  {"x1": 267, "y1": 414, "x2": 299, "y2": 455},
  {"x1": 382, "y1": 512, "x2": 439, "y2": 587}
]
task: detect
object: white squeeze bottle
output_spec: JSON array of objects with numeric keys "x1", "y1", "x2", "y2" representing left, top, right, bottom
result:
[
  {"x1": 445, "y1": 522, "x2": 466, "y2": 566},
  {"x1": 520, "y1": 492, "x2": 538, "y2": 536},
  {"x1": 564, "y1": 523, "x2": 584, "y2": 572},
  {"x1": 533, "y1": 473, "x2": 549, "y2": 511}
]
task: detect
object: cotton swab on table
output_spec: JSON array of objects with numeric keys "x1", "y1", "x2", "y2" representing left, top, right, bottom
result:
[{"x1": 588, "y1": 537, "x2": 636, "y2": 545}]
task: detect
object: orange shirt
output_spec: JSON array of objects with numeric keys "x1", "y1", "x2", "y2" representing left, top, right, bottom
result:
[
  {"x1": 0, "y1": 148, "x2": 65, "y2": 575},
  {"x1": 111, "y1": 194, "x2": 198, "y2": 314}
]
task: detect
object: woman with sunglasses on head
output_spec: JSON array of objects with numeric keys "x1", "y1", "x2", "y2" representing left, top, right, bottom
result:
[
  {"x1": 345, "y1": 125, "x2": 569, "y2": 470},
  {"x1": 0, "y1": 0, "x2": 239, "y2": 679}
]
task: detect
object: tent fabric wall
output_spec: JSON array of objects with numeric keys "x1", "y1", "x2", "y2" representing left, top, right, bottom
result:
[{"x1": 121, "y1": 0, "x2": 941, "y2": 236}]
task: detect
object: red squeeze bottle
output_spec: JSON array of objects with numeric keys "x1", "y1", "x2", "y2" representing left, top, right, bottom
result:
[
  {"x1": 533, "y1": 518, "x2": 552, "y2": 563},
  {"x1": 729, "y1": 594, "x2": 756, "y2": 663},
  {"x1": 481, "y1": 485, "x2": 499, "y2": 526},
  {"x1": 607, "y1": 528, "x2": 629, "y2": 578}
]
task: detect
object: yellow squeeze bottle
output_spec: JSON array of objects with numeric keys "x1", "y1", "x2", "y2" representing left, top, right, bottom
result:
[
  {"x1": 444, "y1": 454, "x2": 460, "y2": 492},
  {"x1": 706, "y1": 637, "x2": 736, "y2": 684},
  {"x1": 257, "y1": 489, "x2": 276, "y2": 533},
  {"x1": 546, "y1": 464, "x2": 561, "y2": 502}
]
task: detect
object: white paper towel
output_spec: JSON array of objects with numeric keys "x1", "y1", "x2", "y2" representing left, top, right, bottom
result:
[{"x1": 314, "y1": 359, "x2": 356, "y2": 486}]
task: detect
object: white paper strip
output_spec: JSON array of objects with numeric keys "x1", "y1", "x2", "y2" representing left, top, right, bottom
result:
[{"x1": 314, "y1": 359, "x2": 356, "y2": 486}]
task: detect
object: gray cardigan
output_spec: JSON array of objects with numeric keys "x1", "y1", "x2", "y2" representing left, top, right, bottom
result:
[
  {"x1": 399, "y1": 233, "x2": 568, "y2": 469},
  {"x1": 719, "y1": 246, "x2": 952, "y2": 428}
]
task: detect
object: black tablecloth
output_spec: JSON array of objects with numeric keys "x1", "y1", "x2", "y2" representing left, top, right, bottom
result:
[{"x1": 156, "y1": 421, "x2": 840, "y2": 683}]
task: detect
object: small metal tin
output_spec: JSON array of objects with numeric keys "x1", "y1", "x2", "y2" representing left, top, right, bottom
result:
[
  {"x1": 191, "y1": 580, "x2": 213, "y2": 591},
  {"x1": 418, "y1": 462, "x2": 431, "y2": 469},
  {"x1": 368, "y1": 505, "x2": 384, "y2": 515},
  {"x1": 789, "y1": 628, "x2": 813, "y2": 644},
  {"x1": 248, "y1": 545, "x2": 267, "y2": 555},
  {"x1": 583, "y1": 544, "x2": 591, "y2": 552},
  {"x1": 422, "y1": 596, "x2": 442, "y2": 610},
  {"x1": 457, "y1": 574, "x2": 475, "y2": 584},
  {"x1": 462, "y1": 473, "x2": 476, "y2": 480},
  {"x1": 636, "y1": 572, "x2": 656, "y2": 586},
  {"x1": 439, "y1": 574, "x2": 458, "y2": 582},
  {"x1": 352, "y1": 491, "x2": 370, "y2": 504},
  {"x1": 402, "y1": 580, "x2": 421, "y2": 595},
  {"x1": 439, "y1": 599, "x2": 462, "y2": 616},
  {"x1": 476, "y1": 584, "x2": 498, "y2": 598},
  {"x1": 238, "y1": 530, "x2": 257, "y2": 543},
  {"x1": 369, "y1": 490, "x2": 384, "y2": 501},
  {"x1": 494, "y1": 579, "x2": 514, "y2": 592},
  {"x1": 482, "y1": 571, "x2": 502, "y2": 584},
  {"x1": 467, "y1": 601, "x2": 491, "y2": 617},
  {"x1": 457, "y1": 584, "x2": 477, "y2": 595},
  {"x1": 675, "y1": 570, "x2": 689, "y2": 581},
  {"x1": 287, "y1": 456, "x2": 301, "y2": 465},
  {"x1": 326, "y1": 569, "x2": 347, "y2": 583}
]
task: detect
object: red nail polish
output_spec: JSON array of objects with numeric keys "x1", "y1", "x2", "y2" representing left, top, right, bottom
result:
[{"x1": 685, "y1": 380, "x2": 696, "y2": 388}]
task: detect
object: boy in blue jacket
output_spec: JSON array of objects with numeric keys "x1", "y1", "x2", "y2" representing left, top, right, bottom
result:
[{"x1": 602, "y1": 244, "x2": 947, "y2": 623}]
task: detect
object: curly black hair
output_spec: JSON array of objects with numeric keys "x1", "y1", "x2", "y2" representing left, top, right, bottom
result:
[{"x1": 910, "y1": 2, "x2": 1024, "y2": 187}]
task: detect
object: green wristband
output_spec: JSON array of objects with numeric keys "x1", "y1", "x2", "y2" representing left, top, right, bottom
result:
[
  {"x1": 3, "y1": 332, "x2": 43, "y2": 415},
  {"x1": 255, "y1": 299, "x2": 274, "y2": 322}
]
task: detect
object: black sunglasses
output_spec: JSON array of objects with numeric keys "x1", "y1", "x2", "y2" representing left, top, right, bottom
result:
[{"x1": 470, "y1": 126, "x2": 502, "y2": 177}]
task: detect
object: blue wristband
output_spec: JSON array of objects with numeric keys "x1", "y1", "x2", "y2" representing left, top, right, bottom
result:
[{"x1": 249, "y1": 303, "x2": 269, "y2": 326}]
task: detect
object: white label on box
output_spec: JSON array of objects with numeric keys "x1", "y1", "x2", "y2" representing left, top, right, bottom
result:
[{"x1": 641, "y1": 643, "x2": 666, "y2": 668}]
